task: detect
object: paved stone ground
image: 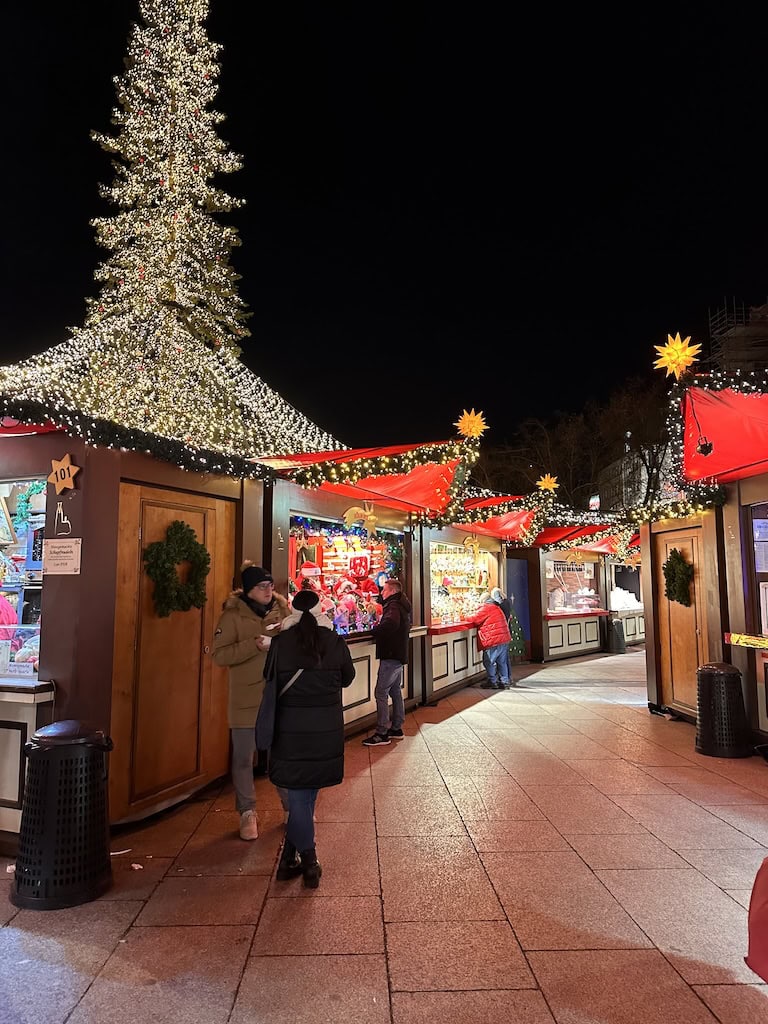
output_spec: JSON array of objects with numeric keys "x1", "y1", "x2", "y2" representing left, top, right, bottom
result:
[{"x1": 2, "y1": 647, "x2": 768, "y2": 1023}]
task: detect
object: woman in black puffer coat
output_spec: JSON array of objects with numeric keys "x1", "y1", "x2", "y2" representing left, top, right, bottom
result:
[{"x1": 265, "y1": 588, "x2": 355, "y2": 887}]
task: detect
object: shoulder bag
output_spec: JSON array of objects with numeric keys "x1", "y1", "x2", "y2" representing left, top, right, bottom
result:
[{"x1": 255, "y1": 653, "x2": 304, "y2": 750}]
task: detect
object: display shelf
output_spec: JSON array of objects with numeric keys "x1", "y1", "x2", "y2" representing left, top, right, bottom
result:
[{"x1": 430, "y1": 541, "x2": 494, "y2": 626}]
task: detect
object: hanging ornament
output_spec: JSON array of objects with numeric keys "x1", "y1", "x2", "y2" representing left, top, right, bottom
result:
[
  {"x1": 342, "y1": 501, "x2": 378, "y2": 539},
  {"x1": 462, "y1": 532, "x2": 481, "y2": 562},
  {"x1": 653, "y1": 332, "x2": 702, "y2": 379}
]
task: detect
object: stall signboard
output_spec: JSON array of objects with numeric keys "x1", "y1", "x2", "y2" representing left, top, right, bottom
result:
[{"x1": 42, "y1": 538, "x2": 82, "y2": 575}]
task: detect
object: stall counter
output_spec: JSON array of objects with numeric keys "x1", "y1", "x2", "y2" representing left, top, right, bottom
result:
[
  {"x1": 428, "y1": 622, "x2": 484, "y2": 693},
  {"x1": 544, "y1": 609, "x2": 608, "y2": 660},
  {"x1": 0, "y1": 679, "x2": 54, "y2": 843},
  {"x1": 341, "y1": 626, "x2": 427, "y2": 728}
]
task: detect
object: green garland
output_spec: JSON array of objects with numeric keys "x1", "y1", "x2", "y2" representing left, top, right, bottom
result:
[
  {"x1": 143, "y1": 520, "x2": 211, "y2": 618},
  {"x1": 662, "y1": 548, "x2": 694, "y2": 606}
]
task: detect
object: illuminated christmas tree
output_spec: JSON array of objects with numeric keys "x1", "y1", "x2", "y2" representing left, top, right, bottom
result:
[
  {"x1": 508, "y1": 607, "x2": 526, "y2": 660},
  {"x1": 0, "y1": 0, "x2": 342, "y2": 474}
]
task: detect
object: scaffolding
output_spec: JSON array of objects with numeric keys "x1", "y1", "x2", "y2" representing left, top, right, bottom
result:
[{"x1": 709, "y1": 296, "x2": 768, "y2": 373}]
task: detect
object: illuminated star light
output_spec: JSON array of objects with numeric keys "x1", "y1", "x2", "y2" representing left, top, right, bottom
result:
[
  {"x1": 536, "y1": 474, "x2": 559, "y2": 492},
  {"x1": 653, "y1": 332, "x2": 702, "y2": 380},
  {"x1": 454, "y1": 409, "x2": 488, "y2": 439}
]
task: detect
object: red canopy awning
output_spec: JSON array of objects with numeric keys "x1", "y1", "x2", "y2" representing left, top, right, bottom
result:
[
  {"x1": 255, "y1": 441, "x2": 436, "y2": 472},
  {"x1": 454, "y1": 508, "x2": 539, "y2": 542},
  {"x1": 683, "y1": 387, "x2": 768, "y2": 483},
  {"x1": 256, "y1": 439, "x2": 473, "y2": 520},
  {"x1": 0, "y1": 418, "x2": 59, "y2": 436},
  {"x1": 316, "y1": 460, "x2": 461, "y2": 515}
]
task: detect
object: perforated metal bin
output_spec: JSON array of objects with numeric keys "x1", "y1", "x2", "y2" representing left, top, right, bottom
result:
[
  {"x1": 11, "y1": 720, "x2": 113, "y2": 910},
  {"x1": 695, "y1": 663, "x2": 752, "y2": 759}
]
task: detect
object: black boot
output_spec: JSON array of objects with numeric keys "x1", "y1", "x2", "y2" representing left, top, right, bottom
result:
[
  {"x1": 276, "y1": 839, "x2": 303, "y2": 881},
  {"x1": 300, "y1": 847, "x2": 322, "y2": 888}
]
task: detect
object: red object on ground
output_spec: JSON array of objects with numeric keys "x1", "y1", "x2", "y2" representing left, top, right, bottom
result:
[{"x1": 746, "y1": 856, "x2": 768, "y2": 982}]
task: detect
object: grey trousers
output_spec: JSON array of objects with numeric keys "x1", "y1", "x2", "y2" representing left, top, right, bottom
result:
[{"x1": 230, "y1": 728, "x2": 289, "y2": 814}]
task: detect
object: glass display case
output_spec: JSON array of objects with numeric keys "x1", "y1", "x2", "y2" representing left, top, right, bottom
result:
[
  {"x1": 429, "y1": 541, "x2": 495, "y2": 625},
  {"x1": 0, "y1": 478, "x2": 46, "y2": 680},
  {"x1": 544, "y1": 553, "x2": 604, "y2": 613},
  {"x1": 288, "y1": 515, "x2": 404, "y2": 637}
]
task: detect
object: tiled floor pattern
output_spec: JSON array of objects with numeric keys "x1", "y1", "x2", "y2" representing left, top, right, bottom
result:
[{"x1": 2, "y1": 648, "x2": 768, "y2": 1023}]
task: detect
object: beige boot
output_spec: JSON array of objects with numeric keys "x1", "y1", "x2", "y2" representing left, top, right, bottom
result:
[{"x1": 239, "y1": 809, "x2": 259, "y2": 840}]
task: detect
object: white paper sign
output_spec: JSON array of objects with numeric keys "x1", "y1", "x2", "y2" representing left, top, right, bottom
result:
[
  {"x1": 761, "y1": 582, "x2": 768, "y2": 637},
  {"x1": 7, "y1": 662, "x2": 34, "y2": 676},
  {"x1": 43, "y1": 538, "x2": 82, "y2": 575},
  {"x1": 756, "y1": 542, "x2": 768, "y2": 574}
]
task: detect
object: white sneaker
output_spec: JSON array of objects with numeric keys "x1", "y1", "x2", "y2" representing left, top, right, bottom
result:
[{"x1": 239, "y1": 810, "x2": 259, "y2": 841}]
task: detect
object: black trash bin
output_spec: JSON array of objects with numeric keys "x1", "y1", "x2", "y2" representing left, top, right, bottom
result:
[
  {"x1": 11, "y1": 720, "x2": 114, "y2": 910},
  {"x1": 695, "y1": 663, "x2": 752, "y2": 758},
  {"x1": 607, "y1": 617, "x2": 626, "y2": 654}
]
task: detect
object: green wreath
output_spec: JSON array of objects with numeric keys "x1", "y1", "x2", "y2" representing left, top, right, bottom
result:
[
  {"x1": 662, "y1": 547, "x2": 694, "y2": 606},
  {"x1": 143, "y1": 520, "x2": 211, "y2": 618}
]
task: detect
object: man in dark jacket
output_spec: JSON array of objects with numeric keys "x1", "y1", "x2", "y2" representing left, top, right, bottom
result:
[{"x1": 363, "y1": 578, "x2": 412, "y2": 746}]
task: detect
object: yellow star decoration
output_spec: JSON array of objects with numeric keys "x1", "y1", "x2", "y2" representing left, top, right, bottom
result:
[
  {"x1": 536, "y1": 473, "x2": 559, "y2": 492},
  {"x1": 454, "y1": 409, "x2": 488, "y2": 439},
  {"x1": 48, "y1": 453, "x2": 82, "y2": 495},
  {"x1": 653, "y1": 332, "x2": 702, "y2": 380}
]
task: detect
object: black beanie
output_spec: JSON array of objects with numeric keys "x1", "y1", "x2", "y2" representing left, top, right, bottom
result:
[
  {"x1": 241, "y1": 565, "x2": 273, "y2": 591},
  {"x1": 292, "y1": 589, "x2": 320, "y2": 613}
]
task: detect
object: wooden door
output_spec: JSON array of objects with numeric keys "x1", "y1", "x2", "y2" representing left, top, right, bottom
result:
[
  {"x1": 654, "y1": 527, "x2": 708, "y2": 714},
  {"x1": 109, "y1": 483, "x2": 235, "y2": 822}
]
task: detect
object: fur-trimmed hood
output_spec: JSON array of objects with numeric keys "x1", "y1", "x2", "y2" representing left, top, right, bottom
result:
[{"x1": 280, "y1": 609, "x2": 335, "y2": 632}]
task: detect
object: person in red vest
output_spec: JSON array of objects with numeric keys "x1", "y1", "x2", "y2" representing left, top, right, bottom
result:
[{"x1": 468, "y1": 593, "x2": 511, "y2": 690}]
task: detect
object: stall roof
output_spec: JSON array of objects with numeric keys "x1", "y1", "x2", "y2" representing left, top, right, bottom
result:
[
  {"x1": 0, "y1": 341, "x2": 345, "y2": 478},
  {"x1": 255, "y1": 437, "x2": 479, "y2": 523},
  {"x1": 682, "y1": 385, "x2": 768, "y2": 484},
  {"x1": 450, "y1": 491, "x2": 634, "y2": 552}
]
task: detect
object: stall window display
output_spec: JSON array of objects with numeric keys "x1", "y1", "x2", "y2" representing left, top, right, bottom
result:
[
  {"x1": 289, "y1": 516, "x2": 404, "y2": 636},
  {"x1": 609, "y1": 563, "x2": 643, "y2": 611},
  {"x1": 430, "y1": 541, "x2": 496, "y2": 625},
  {"x1": 545, "y1": 555, "x2": 603, "y2": 613},
  {"x1": 0, "y1": 479, "x2": 45, "y2": 680}
]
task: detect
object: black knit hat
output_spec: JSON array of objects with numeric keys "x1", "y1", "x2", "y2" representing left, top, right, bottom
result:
[
  {"x1": 241, "y1": 565, "x2": 273, "y2": 591},
  {"x1": 292, "y1": 589, "x2": 320, "y2": 613}
]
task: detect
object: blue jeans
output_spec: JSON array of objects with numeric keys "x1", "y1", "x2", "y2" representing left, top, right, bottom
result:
[
  {"x1": 482, "y1": 644, "x2": 509, "y2": 684},
  {"x1": 285, "y1": 788, "x2": 319, "y2": 852},
  {"x1": 375, "y1": 659, "x2": 405, "y2": 734}
]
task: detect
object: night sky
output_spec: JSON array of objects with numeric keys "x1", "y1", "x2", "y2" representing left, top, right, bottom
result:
[{"x1": 5, "y1": 3, "x2": 768, "y2": 449}]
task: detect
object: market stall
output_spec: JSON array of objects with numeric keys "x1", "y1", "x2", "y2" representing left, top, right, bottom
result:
[
  {"x1": 256, "y1": 428, "x2": 482, "y2": 724},
  {"x1": 450, "y1": 488, "x2": 638, "y2": 663}
]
